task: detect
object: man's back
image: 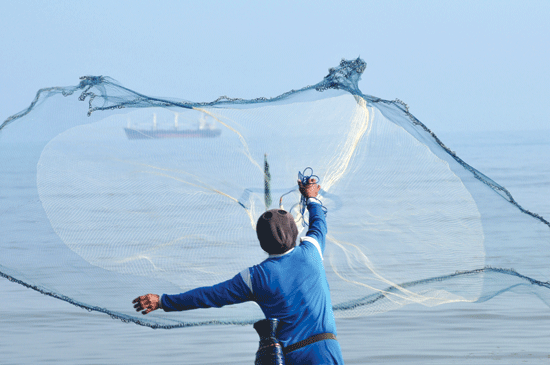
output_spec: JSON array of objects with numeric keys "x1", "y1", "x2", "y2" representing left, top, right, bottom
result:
[
  {"x1": 250, "y1": 239, "x2": 335, "y2": 344},
  {"x1": 243, "y1": 201, "x2": 344, "y2": 364}
]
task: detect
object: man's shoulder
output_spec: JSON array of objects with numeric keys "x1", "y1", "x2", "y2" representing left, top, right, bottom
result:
[{"x1": 299, "y1": 237, "x2": 324, "y2": 260}]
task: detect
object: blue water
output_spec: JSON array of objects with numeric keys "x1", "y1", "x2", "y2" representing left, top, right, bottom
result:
[{"x1": 1, "y1": 130, "x2": 549, "y2": 364}]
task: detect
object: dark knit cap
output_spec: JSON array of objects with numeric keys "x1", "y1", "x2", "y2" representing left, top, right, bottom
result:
[{"x1": 256, "y1": 209, "x2": 298, "y2": 254}]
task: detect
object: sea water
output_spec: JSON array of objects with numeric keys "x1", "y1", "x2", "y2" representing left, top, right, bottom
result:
[{"x1": 1, "y1": 130, "x2": 549, "y2": 364}]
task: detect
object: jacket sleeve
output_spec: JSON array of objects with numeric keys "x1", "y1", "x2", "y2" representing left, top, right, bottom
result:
[
  {"x1": 160, "y1": 272, "x2": 253, "y2": 312},
  {"x1": 304, "y1": 198, "x2": 327, "y2": 254}
]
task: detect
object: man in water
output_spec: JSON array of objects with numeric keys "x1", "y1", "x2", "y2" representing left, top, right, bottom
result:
[{"x1": 133, "y1": 178, "x2": 344, "y2": 364}]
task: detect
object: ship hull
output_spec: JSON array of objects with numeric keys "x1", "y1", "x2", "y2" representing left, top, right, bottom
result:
[{"x1": 124, "y1": 128, "x2": 221, "y2": 139}]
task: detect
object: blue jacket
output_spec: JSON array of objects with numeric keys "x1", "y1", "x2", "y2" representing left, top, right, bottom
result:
[{"x1": 161, "y1": 200, "x2": 344, "y2": 364}]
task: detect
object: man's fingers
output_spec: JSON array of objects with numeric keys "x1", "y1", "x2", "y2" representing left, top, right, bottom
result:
[
  {"x1": 133, "y1": 294, "x2": 159, "y2": 315},
  {"x1": 136, "y1": 302, "x2": 153, "y2": 314},
  {"x1": 133, "y1": 295, "x2": 148, "y2": 309},
  {"x1": 297, "y1": 176, "x2": 321, "y2": 199},
  {"x1": 141, "y1": 303, "x2": 158, "y2": 315},
  {"x1": 298, "y1": 178, "x2": 317, "y2": 185}
]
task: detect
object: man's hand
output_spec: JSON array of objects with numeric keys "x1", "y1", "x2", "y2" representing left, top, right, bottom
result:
[
  {"x1": 132, "y1": 294, "x2": 160, "y2": 315},
  {"x1": 298, "y1": 177, "x2": 321, "y2": 199}
]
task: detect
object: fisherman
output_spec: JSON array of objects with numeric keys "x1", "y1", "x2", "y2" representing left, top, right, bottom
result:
[{"x1": 133, "y1": 177, "x2": 344, "y2": 364}]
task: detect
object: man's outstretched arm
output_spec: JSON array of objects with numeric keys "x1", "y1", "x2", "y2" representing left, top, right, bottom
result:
[{"x1": 132, "y1": 272, "x2": 253, "y2": 315}]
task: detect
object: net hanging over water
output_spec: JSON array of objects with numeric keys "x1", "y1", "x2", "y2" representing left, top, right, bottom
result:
[{"x1": 1, "y1": 58, "x2": 548, "y2": 328}]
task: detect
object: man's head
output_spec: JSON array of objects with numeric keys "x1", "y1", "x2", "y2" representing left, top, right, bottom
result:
[{"x1": 256, "y1": 209, "x2": 298, "y2": 255}]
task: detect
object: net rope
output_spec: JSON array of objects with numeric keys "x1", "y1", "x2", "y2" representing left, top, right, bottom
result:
[{"x1": 1, "y1": 58, "x2": 548, "y2": 328}]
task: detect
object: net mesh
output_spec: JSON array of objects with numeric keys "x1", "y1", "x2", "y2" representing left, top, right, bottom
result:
[{"x1": 1, "y1": 58, "x2": 548, "y2": 328}]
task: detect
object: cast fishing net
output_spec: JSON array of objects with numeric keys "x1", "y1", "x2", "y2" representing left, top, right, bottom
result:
[{"x1": 1, "y1": 58, "x2": 548, "y2": 328}]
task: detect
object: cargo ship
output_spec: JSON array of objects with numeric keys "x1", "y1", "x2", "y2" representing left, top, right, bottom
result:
[{"x1": 124, "y1": 113, "x2": 221, "y2": 139}]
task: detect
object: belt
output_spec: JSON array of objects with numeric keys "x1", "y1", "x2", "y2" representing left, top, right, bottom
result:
[{"x1": 283, "y1": 333, "x2": 337, "y2": 355}]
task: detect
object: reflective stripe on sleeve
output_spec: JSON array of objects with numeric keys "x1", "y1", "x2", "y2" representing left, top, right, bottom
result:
[
  {"x1": 240, "y1": 268, "x2": 253, "y2": 294},
  {"x1": 301, "y1": 236, "x2": 323, "y2": 260}
]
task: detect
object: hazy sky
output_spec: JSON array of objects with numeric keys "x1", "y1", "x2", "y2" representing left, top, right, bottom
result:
[
  {"x1": 1, "y1": 0, "x2": 549, "y2": 133},
  {"x1": 0, "y1": 4, "x2": 549, "y2": 362}
]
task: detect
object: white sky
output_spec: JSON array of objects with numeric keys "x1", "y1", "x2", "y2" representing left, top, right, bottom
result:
[{"x1": 1, "y1": 0, "x2": 549, "y2": 133}]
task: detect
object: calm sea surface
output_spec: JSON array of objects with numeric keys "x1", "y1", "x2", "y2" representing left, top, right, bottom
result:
[{"x1": 1, "y1": 130, "x2": 549, "y2": 364}]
